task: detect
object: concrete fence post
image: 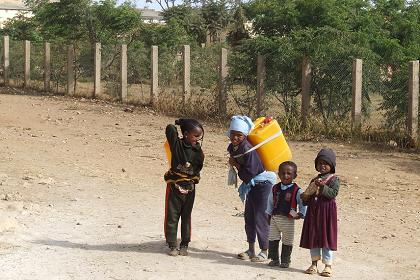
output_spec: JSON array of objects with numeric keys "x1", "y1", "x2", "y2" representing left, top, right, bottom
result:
[
  {"x1": 408, "y1": 60, "x2": 419, "y2": 143},
  {"x1": 3, "y1": 36, "x2": 9, "y2": 86},
  {"x1": 352, "y1": 58, "x2": 363, "y2": 130},
  {"x1": 256, "y1": 54, "x2": 266, "y2": 116},
  {"x1": 24, "y1": 40, "x2": 30, "y2": 88},
  {"x1": 150, "y1": 45, "x2": 158, "y2": 106},
  {"x1": 183, "y1": 45, "x2": 191, "y2": 101},
  {"x1": 120, "y1": 44, "x2": 127, "y2": 102},
  {"x1": 44, "y1": 42, "x2": 50, "y2": 92},
  {"x1": 301, "y1": 56, "x2": 311, "y2": 127},
  {"x1": 219, "y1": 48, "x2": 228, "y2": 116},
  {"x1": 67, "y1": 45, "x2": 74, "y2": 95},
  {"x1": 94, "y1": 42, "x2": 101, "y2": 98}
]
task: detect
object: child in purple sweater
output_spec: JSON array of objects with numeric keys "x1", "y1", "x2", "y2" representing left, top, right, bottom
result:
[{"x1": 227, "y1": 116, "x2": 276, "y2": 262}]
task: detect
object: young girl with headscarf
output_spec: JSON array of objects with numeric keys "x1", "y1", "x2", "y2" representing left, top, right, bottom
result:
[{"x1": 227, "y1": 115, "x2": 276, "y2": 262}]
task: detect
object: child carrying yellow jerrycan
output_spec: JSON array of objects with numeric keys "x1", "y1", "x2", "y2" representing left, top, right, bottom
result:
[
  {"x1": 248, "y1": 116, "x2": 292, "y2": 171},
  {"x1": 227, "y1": 116, "x2": 292, "y2": 187}
]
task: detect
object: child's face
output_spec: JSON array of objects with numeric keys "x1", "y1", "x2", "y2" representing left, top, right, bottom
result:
[
  {"x1": 316, "y1": 159, "x2": 332, "y2": 175},
  {"x1": 230, "y1": 130, "x2": 246, "y2": 146},
  {"x1": 183, "y1": 127, "x2": 203, "y2": 146},
  {"x1": 278, "y1": 165, "x2": 296, "y2": 185}
]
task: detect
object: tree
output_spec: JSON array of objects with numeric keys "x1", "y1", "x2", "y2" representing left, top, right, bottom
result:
[
  {"x1": 227, "y1": 4, "x2": 250, "y2": 46},
  {"x1": 162, "y1": 5, "x2": 206, "y2": 43},
  {"x1": 202, "y1": 0, "x2": 231, "y2": 42},
  {"x1": 1, "y1": 14, "x2": 42, "y2": 42},
  {"x1": 241, "y1": 1, "x2": 373, "y2": 123}
]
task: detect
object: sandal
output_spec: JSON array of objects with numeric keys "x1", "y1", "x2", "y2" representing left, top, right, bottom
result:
[
  {"x1": 237, "y1": 250, "x2": 254, "y2": 260},
  {"x1": 251, "y1": 251, "x2": 268, "y2": 262},
  {"x1": 305, "y1": 264, "x2": 318, "y2": 274},
  {"x1": 321, "y1": 266, "x2": 332, "y2": 277}
]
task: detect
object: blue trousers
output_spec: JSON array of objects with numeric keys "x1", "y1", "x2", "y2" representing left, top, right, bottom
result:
[
  {"x1": 310, "y1": 248, "x2": 333, "y2": 265},
  {"x1": 244, "y1": 181, "x2": 272, "y2": 250}
]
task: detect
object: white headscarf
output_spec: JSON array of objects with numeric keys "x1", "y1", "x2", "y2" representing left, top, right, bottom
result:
[{"x1": 228, "y1": 115, "x2": 254, "y2": 136}]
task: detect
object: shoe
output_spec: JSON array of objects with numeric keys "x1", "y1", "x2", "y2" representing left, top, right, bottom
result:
[
  {"x1": 280, "y1": 244, "x2": 292, "y2": 268},
  {"x1": 279, "y1": 262, "x2": 290, "y2": 268},
  {"x1": 179, "y1": 245, "x2": 188, "y2": 256},
  {"x1": 268, "y1": 240, "x2": 279, "y2": 262},
  {"x1": 305, "y1": 264, "x2": 318, "y2": 274},
  {"x1": 237, "y1": 249, "x2": 255, "y2": 260},
  {"x1": 268, "y1": 259, "x2": 280, "y2": 267},
  {"x1": 168, "y1": 247, "x2": 179, "y2": 256},
  {"x1": 321, "y1": 266, "x2": 332, "y2": 277},
  {"x1": 250, "y1": 251, "x2": 268, "y2": 262}
]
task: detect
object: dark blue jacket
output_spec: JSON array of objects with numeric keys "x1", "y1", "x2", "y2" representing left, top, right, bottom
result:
[{"x1": 227, "y1": 139, "x2": 265, "y2": 184}]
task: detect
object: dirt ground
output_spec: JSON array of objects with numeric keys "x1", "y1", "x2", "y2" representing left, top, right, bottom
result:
[{"x1": 0, "y1": 93, "x2": 419, "y2": 280}]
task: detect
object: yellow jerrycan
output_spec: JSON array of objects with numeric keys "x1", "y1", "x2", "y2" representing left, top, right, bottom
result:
[
  {"x1": 248, "y1": 117, "x2": 292, "y2": 171},
  {"x1": 164, "y1": 141, "x2": 172, "y2": 167}
]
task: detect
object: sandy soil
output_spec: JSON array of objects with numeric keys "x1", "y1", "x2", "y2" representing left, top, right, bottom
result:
[{"x1": 0, "y1": 92, "x2": 419, "y2": 280}]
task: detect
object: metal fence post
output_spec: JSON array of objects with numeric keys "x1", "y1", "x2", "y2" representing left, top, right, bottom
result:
[
  {"x1": 120, "y1": 44, "x2": 127, "y2": 102},
  {"x1": 301, "y1": 56, "x2": 311, "y2": 127},
  {"x1": 352, "y1": 58, "x2": 363, "y2": 130},
  {"x1": 3, "y1": 36, "x2": 9, "y2": 86},
  {"x1": 219, "y1": 48, "x2": 228, "y2": 116},
  {"x1": 183, "y1": 45, "x2": 190, "y2": 101},
  {"x1": 24, "y1": 40, "x2": 30, "y2": 88},
  {"x1": 44, "y1": 42, "x2": 50, "y2": 92},
  {"x1": 94, "y1": 42, "x2": 101, "y2": 98},
  {"x1": 67, "y1": 45, "x2": 74, "y2": 95},
  {"x1": 150, "y1": 45, "x2": 158, "y2": 106},
  {"x1": 408, "y1": 60, "x2": 419, "y2": 144}
]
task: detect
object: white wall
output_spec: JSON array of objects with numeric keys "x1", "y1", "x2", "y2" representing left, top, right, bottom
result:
[{"x1": 0, "y1": 9, "x2": 32, "y2": 28}]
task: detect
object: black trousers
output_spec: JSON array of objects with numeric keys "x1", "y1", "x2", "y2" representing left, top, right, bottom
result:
[{"x1": 164, "y1": 184, "x2": 196, "y2": 247}]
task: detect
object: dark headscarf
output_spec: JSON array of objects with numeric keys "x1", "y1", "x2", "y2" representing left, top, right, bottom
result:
[{"x1": 315, "y1": 148, "x2": 336, "y2": 173}]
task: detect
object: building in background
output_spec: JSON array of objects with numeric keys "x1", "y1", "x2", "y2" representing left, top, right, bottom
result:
[
  {"x1": 138, "y1": 8, "x2": 163, "y2": 24},
  {"x1": 0, "y1": 0, "x2": 30, "y2": 28}
]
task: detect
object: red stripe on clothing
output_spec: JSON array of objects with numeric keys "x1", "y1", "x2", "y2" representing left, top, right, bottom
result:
[
  {"x1": 164, "y1": 184, "x2": 170, "y2": 239},
  {"x1": 189, "y1": 215, "x2": 192, "y2": 240}
]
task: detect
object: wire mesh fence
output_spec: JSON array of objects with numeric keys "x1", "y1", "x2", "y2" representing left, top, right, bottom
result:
[
  {"x1": 379, "y1": 65, "x2": 409, "y2": 131},
  {"x1": 50, "y1": 43, "x2": 67, "y2": 95},
  {"x1": 156, "y1": 45, "x2": 183, "y2": 114},
  {"x1": 74, "y1": 42, "x2": 94, "y2": 97},
  {"x1": 30, "y1": 42, "x2": 44, "y2": 91},
  {"x1": 127, "y1": 41, "x2": 150, "y2": 104},
  {"x1": 0, "y1": 38, "x2": 418, "y2": 144},
  {"x1": 188, "y1": 44, "x2": 220, "y2": 118},
  {"x1": 226, "y1": 48, "x2": 257, "y2": 117},
  {"x1": 363, "y1": 62, "x2": 411, "y2": 133},
  {"x1": 362, "y1": 61, "x2": 388, "y2": 131},
  {"x1": 101, "y1": 43, "x2": 120, "y2": 100},
  {"x1": 9, "y1": 39, "x2": 24, "y2": 88},
  {"x1": 310, "y1": 58, "x2": 353, "y2": 130},
  {"x1": 264, "y1": 53, "x2": 301, "y2": 130}
]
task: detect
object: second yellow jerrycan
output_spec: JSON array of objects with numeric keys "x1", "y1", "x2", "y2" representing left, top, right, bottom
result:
[
  {"x1": 164, "y1": 140, "x2": 172, "y2": 167},
  {"x1": 248, "y1": 117, "x2": 292, "y2": 172}
]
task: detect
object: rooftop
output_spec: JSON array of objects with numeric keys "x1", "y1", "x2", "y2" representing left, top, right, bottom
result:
[
  {"x1": 138, "y1": 8, "x2": 163, "y2": 21},
  {"x1": 0, "y1": 0, "x2": 28, "y2": 10}
]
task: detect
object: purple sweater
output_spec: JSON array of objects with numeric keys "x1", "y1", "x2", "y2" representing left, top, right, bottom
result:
[{"x1": 227, "y1": 139, "x2": 265, "y2": 184}]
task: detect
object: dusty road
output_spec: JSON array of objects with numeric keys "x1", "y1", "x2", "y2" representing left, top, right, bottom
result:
[{"x1": 0, "y1": 93, "x2": 419, "y2": 280}]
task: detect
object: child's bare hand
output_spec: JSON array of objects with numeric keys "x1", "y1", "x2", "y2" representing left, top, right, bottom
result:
[
  {"x1": 314, "y1": 179, "x2": 323, "y2": 187},
  {"x1": 228, "y1": 157, "x2": 236, "y2": 167},
  {"x1": 295, "y1": 213, "x2": 304, "y2": 219}
]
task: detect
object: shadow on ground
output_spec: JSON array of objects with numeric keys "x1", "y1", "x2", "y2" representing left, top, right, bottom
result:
[{"x1": 32, "y1": 238, "x2": 305, "y2": 273}]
